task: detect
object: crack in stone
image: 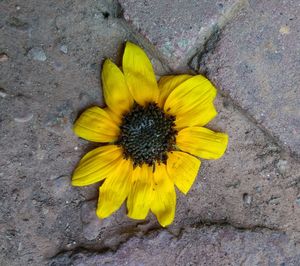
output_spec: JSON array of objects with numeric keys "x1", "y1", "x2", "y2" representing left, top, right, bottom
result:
[
  {"x1": 189, "y1": 0, "x2": 248, "y2": 72},
  {"x1": 118, "y1": 18, "x2": 172, "y2": 72},
  {"x1": 48, "y1": 219, "x2": 161, "y2": 263},
  {"x1": 47, "y1": 229, "x2": 147, "y2": 265},
  {"x1": 189, "y1": 219, "x2": 280, "y2": 233},
  {"x1": 189, "y1": 25, "x2": 222, "y2": 74},
  {"x1": 186, "y1": 2, "x2": 300, "y2": 161},
  {"x1": 215, "y1": 91, "x2": 300, "y2": 161},
  {"x1": 118, "y1": 0, "x2": 248, "y2": 72},
  {"x1": 186, "y1": 0, "x2": 249, "y2": 71},
  {"x1": 48, "y1": 220, "x2": 281, "y2": 264}
]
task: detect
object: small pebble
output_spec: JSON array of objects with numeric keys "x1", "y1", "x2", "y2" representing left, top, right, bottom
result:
[
  {"x1": 268, "y1": 196, "x2": 281, "y2": 205},
  {"x1": 0, "y1": 53, "x2": 9, "y2": 62},
  {"x1": 28, "y1": 47, "x2": 47, "y2": 61},
  {"x1": 0, "y1": 88, "x2": 8, "y2": 98},
  {"x1": 49, "y1": 175, "x2": 70, "y2": 198},
  {"x1": 279, "y1": 26, "x2": 290, "y2": 35},
  {"x1": 59, "y1": 44, "x2": 68, "y2": 54},
  {"x1": 65, "y1": 241, "x2": 77, "y2": 249},
  {"x1": 255, "y1": 186, "x2": 262, "y2": 193},
  {"x1": 243, "y1": 193, "x2": 252, "y2": 206},
  {"x1": 17, "y1": 242, "x2": 23, "y2": 251},
  {"x1": 295, "y1": 197, "x2": 300, "y2": 207},
  {"x1": 14, "y1": 113, "x2": 34, "y2": 123},
  {"x1": 276, "y1": 159, "x2": 288, "y2": 174}
]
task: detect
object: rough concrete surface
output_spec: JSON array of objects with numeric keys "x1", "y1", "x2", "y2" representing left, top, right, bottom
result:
[
  {"x1": 50, "y1": 226, "x2": 300, "y2": 266},
  {"x1": 119, "y1": 0, "x2": 247, "y2": 71},
  {"x1": 1, "y1": 0, "x2": 300, "y2": 265},
  {"x1": 191, "y1": 0, "x2": 300, "y2": 158}
]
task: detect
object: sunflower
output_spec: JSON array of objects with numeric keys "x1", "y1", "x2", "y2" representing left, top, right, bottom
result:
[{"x1": 72, "y1": 42, "x2": 228, "y2": 227}]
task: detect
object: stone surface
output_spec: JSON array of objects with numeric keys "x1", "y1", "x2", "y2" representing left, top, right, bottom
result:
[
  {"x1": 119, "y1": 0, "x2": 246, "y2": 71},
  {"x1": 191, "y1": 0, "x2": 300, "y2": 157},
  {"x1": 49, "y1": 225, "x2": 300, "y2": 266},
  {"x1": 28, "y1": 47, "x2": 47, "y2": 61},
  {"x1": 171, "y1": 94, "x2": 300, "y2": 233},
  {"x1": 0, "y1": 0, "x2": 137, "y2": 265},
  {"x1": 1, "y1": 0, "x2": 300, "y2": 265}
]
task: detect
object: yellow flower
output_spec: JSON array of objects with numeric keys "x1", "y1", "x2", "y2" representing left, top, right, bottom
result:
[{"x1": 72, "y1": 42, "x2": 228, "y2": 227}]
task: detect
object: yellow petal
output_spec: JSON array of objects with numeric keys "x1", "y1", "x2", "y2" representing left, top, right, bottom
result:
[
  {"x1": 104, "y1": 107, "x2": 122, "y2": 126},
  {"x1": 73, "y1": 106, "x2": 119, "y2": 142},
  {"x1": 167, "y1": 151, "x2": 201, "y2": 195},
  {"x1": 176, "y1": 127, "x2": 229, "y2": 159},
  {"x1": 127, "y1": 164, "x2": 153, "y2": 219},
  {"x1": 174, "y1": 102, "x2": 217, "y2": 129},
  {"x1": 151, "y1": 163, "x2": 176, "y2": 227},
  {"x1": 72, "y1": 145, "x2": 123, "y2": 186},
  {"x1": 96, "y1": 158, "x2": 133, "y2": 218},
  {"x1": 158, "y1": 74, "x2": 192, "y2": 107},
  {"x1": 122, "y1": 42, "x2": 159, "y2": 106},
  {"x1": 102, "y1": 59, "x2": 133, "y2": 116},
  {"x1": 164, "y1": 75, "x2": 217, "y2": 128}
]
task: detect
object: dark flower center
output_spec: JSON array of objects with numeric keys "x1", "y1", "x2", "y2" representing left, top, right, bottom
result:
[{"x1": 117, "y1": 102, "x2": 177, "y2": 167}]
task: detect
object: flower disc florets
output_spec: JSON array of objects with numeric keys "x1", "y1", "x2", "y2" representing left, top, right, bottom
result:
[{"x1": 117, "y1": 102, "x2": 177, "y2": 167}]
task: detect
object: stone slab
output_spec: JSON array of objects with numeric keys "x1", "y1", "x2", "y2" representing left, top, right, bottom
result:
[
  {"x1": 0, "y1": 0, "x2": 136, "y2": 265},
  {"x1": 49, "y1": 225, "x2": 300, "y2": 266},
  {"x1": 119, "y1": 0, "x2": 246, "y2": 71},
  {"x1": 191, "y1": 0, "x2": 300, "y2": 157}
]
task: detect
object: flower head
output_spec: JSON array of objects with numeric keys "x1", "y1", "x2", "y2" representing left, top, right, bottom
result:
[{"x1": 72, "y1": 42, "x2": 228, "y2": 227}]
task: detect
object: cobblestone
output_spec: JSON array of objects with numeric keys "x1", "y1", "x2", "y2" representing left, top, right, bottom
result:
[{"x1": 191, "y1": 0, "x2": 300, "y2": 157}]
